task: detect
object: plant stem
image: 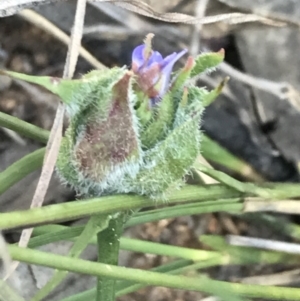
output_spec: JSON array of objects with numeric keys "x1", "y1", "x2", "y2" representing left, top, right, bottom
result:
[
  {"x1": 201, "y1": 135, "x2": 263, "y2": 181},
  {"x1": 2, "y1": 182, "x2": 300, "y2": 230},
  {"x1": 0, "y1": 184, "x2": 241, "y2": 230},
  {"x1": 96, "y1": 213, "x2": 125, "y2": 301},
  {"x1": 0, "y1": 279, "x2": 25, "y2": 301},
  {"x1": 0, "y1": 148, "x2": 45, "y2": 195},
  {"x1": 30, "y1": 214, "x2": 110, "y2": 301},
  {"x1": 59, "y1": 259, "x2": 193, "y2": 301},
  {"x1": 8, "y1": 244, "x2": 300, "y2": 300},
  {"x1": 0, "y1": 112, "x2": 49, "y2": 143}
]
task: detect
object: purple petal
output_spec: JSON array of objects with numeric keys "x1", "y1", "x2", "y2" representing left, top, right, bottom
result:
[
  {"x1": 157, "y1": 49, "x2": 188, "y2": 97},
  {"x1": 131, "y1": 42, "x2": 188, "y2": 103},
  {"x1": 147, "y1": 51, "x2": 163, "y2": 66},
  {"x1": 160, "y1": 49, "x2": 188, "y2": 69},
  {"x1": 131, "y1": 44, "x2": 146, "y2": 69}
]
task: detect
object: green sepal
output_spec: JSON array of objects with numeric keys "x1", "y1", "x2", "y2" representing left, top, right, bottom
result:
[
  {"x1": 135, "y1": 91, "x2": 153, "y2": 128},
  {"x1": 130, "y1": 113, "x2": 201, "y2": 200},
  {"x1": 170, "y1": 56, "x2": 194, "y2": 94},
  {"x1": 140, "y1": 92, "x2": 176, "y2": 149},
  {"x1": 190, "y1": 49, "x2": 224, "y2": 78},
  {"x1": 174, "y1": 86, "x2": 204, "y2": 127},
  {"x1": 202, "y1": 77, "x2": 229, "y2": 107}
]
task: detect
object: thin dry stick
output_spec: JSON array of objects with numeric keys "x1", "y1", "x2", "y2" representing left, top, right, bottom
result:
[
  {"x1": 90, "y1": 1, "x2": 152, "y2": 31},
  {"x1": 217, "y1": 0, "x2": 300, "y2": 27},
  {"x1": 0, "y1": 0, "x2": 289, "y2": 27},
  {"x1": 227, "y1": 235, "x2": 300, "y2": 254},
  {"x1": 83, "y1": 24, "x2": 137, "y2": 37},
  {"x1": 188, "y1": 0, "x2": 218, "y2": 185},
  {"x1": 200, "y1": 297, "x2": 220, "y2": 301},
  {"x1": 4, "y1": 0, "x2": 88, "y2": 280},
  {"x1": 218, "y1": 62, "x2": 300, "y2": 119},
  {"x1": 219, "y1": 62, "x2": 289, "y2": 99},
  {"x1": 0, "y1": 232, "x2": 11, "y2": 276},
  {"x1": 1, "y1": 128, "x2": 26, "y2": 145},
  {"x1": 282, "y1": 84, "x2": 300, "y2": 113},
  {"x1": 240, "y1": 268, "x2": 300, "y2": 285},
  {"x1": 190, "y1": 0, "x2": 209, "y2": 57},
  {"x1": 195, "y1": 155, "x2": 219, "y2": 184},
  {"x1": 89, "y1": 2, "x2": 184, "y2": 42},
  {"x1": 103, "y1": 0, "x2": 284, "y2": 26},
  {"x1": 244, "y1": 198, "x2": 300, "y2": 214},
  {"x1": 0, "y1": 0, "x2": 57, "y2": 16}
]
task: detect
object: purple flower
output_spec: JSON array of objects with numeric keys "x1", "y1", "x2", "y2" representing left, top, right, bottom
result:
[{"x1": 131, "y1": 44, "x2": 187, "y2": 104}]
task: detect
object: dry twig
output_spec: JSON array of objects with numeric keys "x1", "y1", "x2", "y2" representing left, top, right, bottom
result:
[
  {"x1": 4, "y1": 0, "x2": 88, "y2": 280},
  {"x1": 244, "y1": 198, "x2": 300, "y2": 214},
  {"x1": 1, "y1": 0, "x2": 288, "y2": 27},
  {"x1": 0, "y1": 232, "x2": 11, "y2": 276},
  {"x1": 219, "y1": 62, "x2": 289, "y2": 100},
  {"x1": 227, "y1": 235, "x2": 300, "y2": 254},
  {"x1": 239, "y1": 269, "x2": 300, "y2": 286},
  {"x1": 190, "y1": 0, "x2": 210, "y2": 57}
]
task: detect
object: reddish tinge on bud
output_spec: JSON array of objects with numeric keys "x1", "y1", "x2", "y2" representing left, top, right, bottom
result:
[{"x1": 74, "y1": 71, "x2": 140, "y2": 183}]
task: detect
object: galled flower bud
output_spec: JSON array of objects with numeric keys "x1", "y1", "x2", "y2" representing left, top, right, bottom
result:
[{"x1": 1, "y1": 35, "x2": 226, "y2": 199}]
